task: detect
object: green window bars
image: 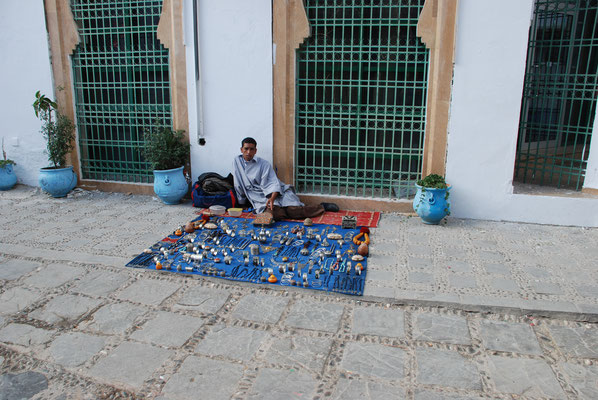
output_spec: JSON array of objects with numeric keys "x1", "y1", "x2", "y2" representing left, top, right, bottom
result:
[
  {"x1": 71, "y1": 0, "x2": 172, "y2": 183},
  {"x1": 295, "y1": 0, "x2": 428, "y2": 199},
  {"x1": 515, "y1": 0, "x2": 598, "y2": 190}
]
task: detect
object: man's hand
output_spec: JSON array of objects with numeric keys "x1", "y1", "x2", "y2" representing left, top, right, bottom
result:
[{"x1": 266, "y1": 192, "x2": 279, "y2": 210}]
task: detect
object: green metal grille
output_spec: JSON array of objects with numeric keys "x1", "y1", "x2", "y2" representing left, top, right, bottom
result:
[
  {"x1": 71, "y1": 0, "x2": 172, "y2": 183},
  {"x1": 515, "y1": 0, "x2": 598, "y2": 190},
  {"x1": 295, "y1": 0, "x2": 428, "y2": 199}
]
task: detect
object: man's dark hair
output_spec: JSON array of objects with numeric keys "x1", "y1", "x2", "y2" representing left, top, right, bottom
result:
[{"x1": 241, "y1": 137, "x2": 257, "y2": 147}]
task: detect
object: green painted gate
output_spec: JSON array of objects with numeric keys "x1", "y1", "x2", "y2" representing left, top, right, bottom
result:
[
  {"x1": 295, "y1": 0, "x2": 428, "y2": 199},
  {"x1": 515, "y1": 0, "x2": 598, "y2": 190},
  {"x1": 70, "y1": 0, "x2": 172, "y2": 183}
]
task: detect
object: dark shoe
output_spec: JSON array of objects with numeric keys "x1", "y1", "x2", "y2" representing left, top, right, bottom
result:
[{"x1": 320, "y1": 202, "x2": 339, "y2": 212}]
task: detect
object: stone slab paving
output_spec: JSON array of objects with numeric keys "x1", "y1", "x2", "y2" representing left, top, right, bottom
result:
[{"x1": 0, "y1": 187, "x2": 597, "y2": 399}]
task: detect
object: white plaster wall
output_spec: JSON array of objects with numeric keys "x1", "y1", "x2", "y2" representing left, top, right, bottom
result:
[
  {"x1": 0, "y1": 1, "x2": 55, "y2": 186},
  {"x1": 447, "y1": 0, "x2": 598, "y2": 227},
  {"x1": 187, "y1": 0, "x2": 273, "y2": 181}
]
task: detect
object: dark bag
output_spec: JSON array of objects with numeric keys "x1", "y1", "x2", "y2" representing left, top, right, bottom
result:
[{"x1": 191, "y1": 172, "x2": 237, "y2": 209}]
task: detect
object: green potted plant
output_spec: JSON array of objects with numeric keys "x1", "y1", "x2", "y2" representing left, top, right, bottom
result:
[
  {"x1": 413, "y1": 173, "x2": 451, "y2": 224},
  {"x1": 0, "y1": 138, "x2": 17, "y2": 191},
  {"x1": 33, "y1": 90, "x2": 77, "y2": 198},
  {"x1": 141, "y1": 120, "x2": 190, "y2": 204}
]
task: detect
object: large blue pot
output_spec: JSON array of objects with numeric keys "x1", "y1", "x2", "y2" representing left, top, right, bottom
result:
[
  {"x1": 153, "y1": 166, "x2": 188, "y2": 205},
  {"x1": 413, "y1": 184, "x2": 451, "y2": 225},
  {"x1": 39, "y1": 166, "x2": 77, "y2": 198},
  {"x1": 0, "y1": 164, "x2": 17, "y2": 191}
]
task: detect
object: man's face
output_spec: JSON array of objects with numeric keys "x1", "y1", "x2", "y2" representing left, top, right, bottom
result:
[{"x1": 241, "y1": 143, "x2": 257, "y2": 162}]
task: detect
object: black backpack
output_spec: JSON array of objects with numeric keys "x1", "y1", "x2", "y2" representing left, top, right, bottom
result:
[{"x1": 191, "y1": 172, "x2": 237, "y2": 209}]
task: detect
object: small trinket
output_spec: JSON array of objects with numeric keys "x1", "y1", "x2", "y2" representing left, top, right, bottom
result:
[
  {"x1": 357, "y1": 243, "x2": 369, "y2": 257},
  {"x1": 177, "y1": 264, "x2": 183, "y2": 271},
  {"x1": 341, "y1": 215, "x2": 357, "y2": 229},
  {"x1": 185, "y1": 266, "x2": 193, "y2": 272},
  {"x1": 224, "y1": 256, "x2": 232, "y2": 265},
  {"x1": 303, "y1": 218, "x2": 313, "y2": 226},
  {"x1": 253, "y1": 256, "x2": 260, "y2": 266},
  {"x1": 282, "y1": 256, "x2": 289, "y2": 262},
  {"x1": 143, "y1": 248, "x2": 152, "y2": 254},
  {"x1": 260, "y1": 276, "x2": 267, "y2": 282},
  {"x1": 203, "y1": 222, "x2": 218, "y2": 230},
  {"x1": 268, "y1": 274, "x2": 278, "y2": 283},
  {"x1": 327, "y1": 233, "x2": 342, "y2": 240},
  {"x1": 352, "y1": 254, "x2": 364, "y2": 262},
  {"x1": 250, "y1": 244, "x2": 260, "y2": 255},
  {"x1": 184, "y1": 222, "x2": 195, "y2": 233},
  {"x1": 174, "y1": 228, "x2": 183, "y2": 236},
  {"x1": 356, "y1": 263, "x2": 363, "y2": 275},
  {"x1": 214, "y1": 257, "x2": 221, "y2": 263},
  {"x1": 290, "y1": 279, "x2": 296, "y2": 286},
  {"x1": 220, "y1": 271, "x2": 226, "y2": 277},
  {"x1": 155, "y1": 261, "x2": 162, "y2": 270}
]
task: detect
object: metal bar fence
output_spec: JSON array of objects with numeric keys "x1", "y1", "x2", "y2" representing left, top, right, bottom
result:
[
  {"x1": 515, "y1": 0, "x2": 598, "y2": 190},
  {"x1": 295, "y1": 0, "x2": 428, "y2": 199},
  {"x1": 70, "y1": 0, "x2": 172, "y2": 183}
]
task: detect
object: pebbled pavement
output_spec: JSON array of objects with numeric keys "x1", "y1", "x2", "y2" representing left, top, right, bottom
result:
[{"x1": 0, "y1": 185, "x2": 596, "y2": 399}]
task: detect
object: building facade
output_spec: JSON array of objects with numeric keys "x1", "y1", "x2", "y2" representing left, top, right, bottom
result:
[{"x1": 2, "y1": 0, "x2": 598, "y2": 226}]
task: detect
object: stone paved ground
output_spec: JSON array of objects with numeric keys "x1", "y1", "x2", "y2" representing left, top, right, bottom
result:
[{"x1": 0, "y1": 186, "x2": 597, "y2": 399}]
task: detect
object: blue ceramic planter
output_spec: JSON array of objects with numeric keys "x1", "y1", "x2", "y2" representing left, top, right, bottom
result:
[
  {"x1": 153, "y1": 166, "x2": 188, "y2": 205},
  {"x1": 0, "y1": 164, "x2": 17, "y2": 191},
  {"x1": 413, "y1": 184, "x2": 451, "y2": 225},
  {"x1": 39, "y1": 166, "x2": 77, "y2": 198}
]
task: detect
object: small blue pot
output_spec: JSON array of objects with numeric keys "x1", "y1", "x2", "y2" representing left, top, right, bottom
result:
[
  {"x1": 153, "y1": 166, "x2": 188, "y2": 205},
  {"x1": 39, "y1": 166, "x2": 77, "y2": 198},
  {"x1": 413, "y1": 184, "x2": 451, "y2": 224},
  {"x1": 0, "y1": 164, "x2": 17, "y2": 191}
]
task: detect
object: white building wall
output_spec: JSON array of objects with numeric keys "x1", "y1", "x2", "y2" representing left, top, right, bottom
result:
[
  {"x1": 0, "y1": 0, "x2": 55, "y2": 186},
  {"x1": 446, "y1": 0, "x2": 598, "y2": 227},
  {"x1": 186, "y1": 0, "x2": 273, "y2": 181}
]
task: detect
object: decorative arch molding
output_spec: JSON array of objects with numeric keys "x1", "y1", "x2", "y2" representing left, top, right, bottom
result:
[
  {"x1": 417, "y1": 0, "x2": 459, "y2": 178},
  {"x1": 43, "y1": 0, "x2": 189, "y2": 194},
  {"x1": 272, "y1": 0, "x2": 459, "y2": 211}
]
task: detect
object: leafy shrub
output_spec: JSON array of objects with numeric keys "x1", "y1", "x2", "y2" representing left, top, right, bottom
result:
[
  {"x1": 32, "y1": 91, "x2": 75, "y2": 168},
  {"x1": 141, "y1": 121, "x2": 190, "y2": 171},
  {"x1": 417, "y1": 173, "x2": 448, "y2": 189}
]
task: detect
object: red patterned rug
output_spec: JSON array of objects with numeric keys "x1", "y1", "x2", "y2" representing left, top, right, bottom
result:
[{"x1": 195, "y1": 209, "x2": 381, "y2": 228}]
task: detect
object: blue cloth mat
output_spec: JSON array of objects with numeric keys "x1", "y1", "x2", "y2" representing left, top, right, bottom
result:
[{"x1": 126, "y1": 216, "x2": 368, "y2": 296}]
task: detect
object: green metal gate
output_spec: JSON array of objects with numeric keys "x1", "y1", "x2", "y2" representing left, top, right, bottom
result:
[
  {"x1": 295, "y1": 0, "x2": 428, "y2": 199},
  {"x1": 71, "y1": 0, "x2": 172, "y2": 183},
  {"x1": 515, "y1": 0, "x2": 598, "y2": 190}
]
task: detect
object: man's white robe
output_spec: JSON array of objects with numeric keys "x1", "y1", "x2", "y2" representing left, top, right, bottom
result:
[{"x1": 232, "y1": 155, "x2": 303, "y2": 214}]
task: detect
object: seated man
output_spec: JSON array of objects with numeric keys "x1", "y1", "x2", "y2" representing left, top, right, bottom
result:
[{"x1": 232, "y1": 137, "x2": 337, "y2": 221}]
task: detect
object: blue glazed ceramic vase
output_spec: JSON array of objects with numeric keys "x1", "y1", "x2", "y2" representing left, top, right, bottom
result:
[
  {"x1": 38, "y1": 166, "x2": 77, "y2": 198},
  {"x1": 0, "y1": 164, "x2": 17, "y2": 191},
  {"x1": 413, "y1": 184, "x2": 451, "y2": 225},
  {"x1": 153, "y1": 166, "x2": 188, "y2": 205}
]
